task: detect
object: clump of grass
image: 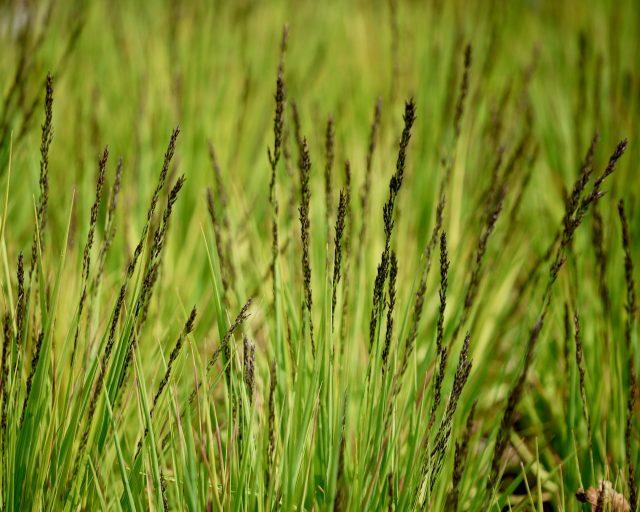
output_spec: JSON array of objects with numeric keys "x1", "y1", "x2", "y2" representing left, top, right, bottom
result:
[
  {"x1": 487, "y1": 137, "x2": 628, "y2": 495},
  {"x1": 2, "y1": 5, "x2": 640, "y2": 510},
  {"x1": 400, "y1": 43, "x2": 471, "y2": 384},
  {"x1": 71, "y1": 127, "x2": 182, "y2": 487}
]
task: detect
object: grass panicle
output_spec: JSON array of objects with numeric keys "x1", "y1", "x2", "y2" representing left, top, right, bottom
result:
[
  {"x1": 298, "y1": 137, "x2": 315, "y2": 354},
  {"x1": 20, "y1": 331, "x2": 44, "y2": 427},
  {"x1": 127, "y1": 126, "x2": 180, "y2": 279},
  {"x1": 340, "y1": 160, "x2": 353, "y2": 344},
  {"x1": 243, "y1": 336, "x2": 255, "y2": 404},
  {"x1": 331, "y1": 189, "x2": 347, "y2": 327},
  {"x1": 70, "y1": 145, "x2": 108, "y2": 368},
  {"x1": 369, "y1": 99, "x2": 416, "y2": 351},
  {"x1": 428, "y1": 332, "x2": 473, "y2": 493},
  {"x1": 265, "y1": 360, "x2": 277, "y2": 490},
  {"x1": 92, "y1": 156, "x2": 124, "y2": 294},
  {"x1": 218, "y1": 297, "x2": 254, "y2": 383},
  {"x1": 1, "y1": 313, "x2": 10, "y2": 458},
  {"x1": 451, "y1": 184, "x2": 506, "y2": 342},
  {"x1": 134, "y1": 307, "x2": 197, "y2": 459},
  {"x1": 453, "y1": 44, "x2": 472, "y2": 140},
  {"x1": 268, "y1": 25, "x2": 288, "y2": 344},
  {"x1": 399, "y1": 176, "x2": 445, "y2": 383},
  {"x1": 208, "y1": 142, "x2": 236, "y2": 285},
  {"x1": 590, "y1": 205, "x2": 610, "y2": 317},
  {"x1": 429, "y1": 231, "x2": 450, "y2": 428},
  {"x1": 15, "y1": 252, "x2": 25, "y2": 348},
  {"x1": 324, "y1": 115, "x2": 335, "y2": 232},
  {"x1": 573, "y1": 309, "x2": 592, "y2": 440},
  {"x1": 207, "y1": 188, "x2": 230, "y2": 304},
  {"x1": 29, "y1": 73, "x2": 54, "y2": 279}
]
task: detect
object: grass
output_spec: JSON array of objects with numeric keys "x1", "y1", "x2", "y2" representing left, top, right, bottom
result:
[{"x1": 0, "y1": 0, "x2": 639, "y2": 510}]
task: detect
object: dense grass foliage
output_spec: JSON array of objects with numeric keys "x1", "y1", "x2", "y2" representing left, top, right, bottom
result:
[{"x1": 0, "y1": 0, "x2": 639, "y2": 510}]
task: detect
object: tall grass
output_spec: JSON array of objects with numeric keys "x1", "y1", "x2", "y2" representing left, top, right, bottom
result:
[{"x1": 0, "y1": 1, "x2": 638, "y2": 510}]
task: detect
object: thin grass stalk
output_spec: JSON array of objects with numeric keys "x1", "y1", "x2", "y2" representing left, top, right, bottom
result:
[
  {"x1": 572, "y1": 309, "x2": 592, "y2": 441},
  {"x1": 207, "y1": 188, "x2": 230, "y2": 306},
  {"x1": 450, "y1": 184, "x2": 506, "y2": 343},
  {"x1": 19, "y1": 331, "x2": 44, "y2": 426},
  {"x1": 268, "y1": 25, "x2": 288, "y2": 356},
  {"x1": 90, "y1": 156, "x2": 124, "y2": 297},
  {"x1": 120, "y1": 175, "x2": 187, "y2": 391},
  {"x1": 590, "y1": 205, "x2": 610, "y2": 317},
  {"x1": 428, "y1": 332, "x2": 472, "y2": 494},
  {"x1": 265, "y1": 360, "x2": 277, "y2": 491},
  {"x1": 70, "y1": 146, "x2": 108, "y2": 368},
  {"x1": 187, "y1": 298, "x2": 253, "y2": 407},
  {"x1": 358, "y1": 97, "x2": 382, "y2": 260},
  {"x1": 618, "y1": 199, "x2": 638, "y2": 512},
  {"x1": 340, "y1": 160, "x2": 353, "y2": 346},
  {"x1": 324, "y1": 115, "x2": 335, "y2": 241},
  {"x1": 208, "y1": 141, "x2": 236, "y2": 284},
  {"x1": 133, "y1": 307, "x2": 196, "y2": 460}
]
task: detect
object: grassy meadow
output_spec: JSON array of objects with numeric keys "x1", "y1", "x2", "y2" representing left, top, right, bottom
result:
[{"x1": 0, "y1": 0, "x2": 639, "y2": 510}]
